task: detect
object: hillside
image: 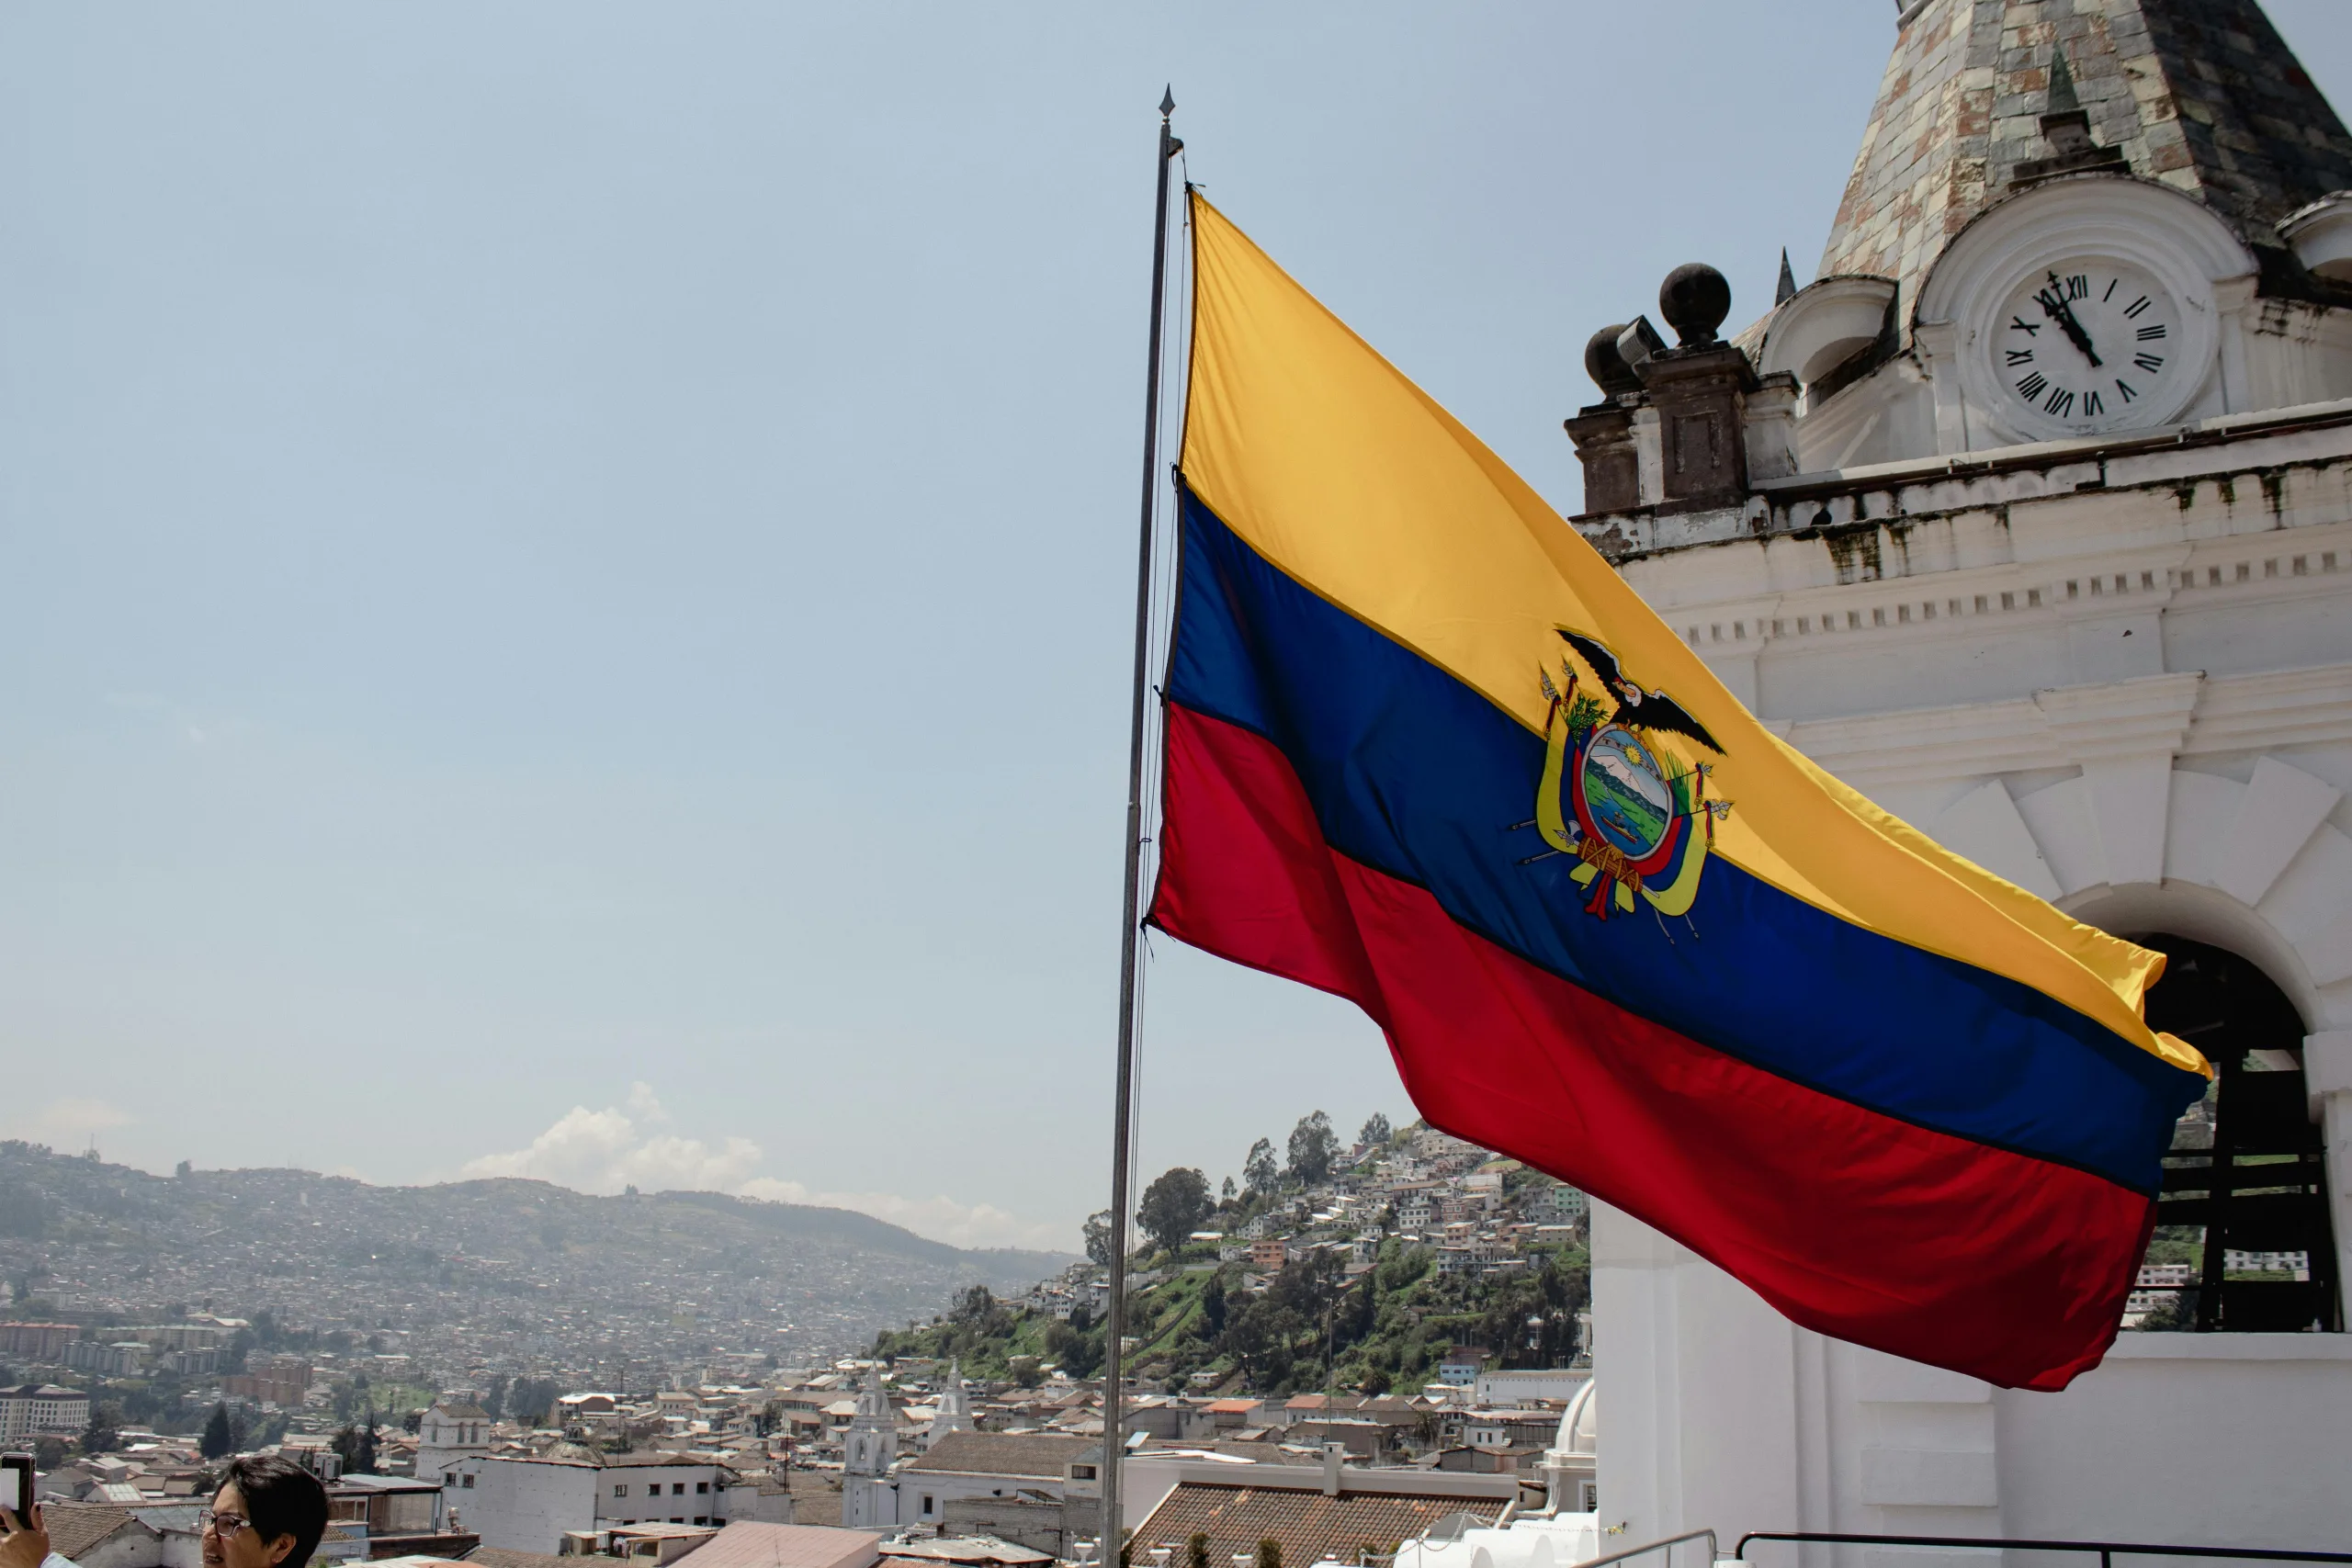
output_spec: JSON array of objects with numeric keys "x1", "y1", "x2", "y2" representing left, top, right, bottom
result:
[
  {"x1": 872, "y1": 1117, "x2": 1591, "y2": 1397},
  {"x1": 0, "y1": 1141, "x2": 1072, "y2": 1383},
  {"x1": 875, "y1": 1238, "x2": 1588, "y2": 1399}
]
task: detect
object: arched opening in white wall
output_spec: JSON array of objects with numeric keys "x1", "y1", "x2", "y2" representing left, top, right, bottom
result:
[{"x1": 2129, "y1": 932, "x2": 2340, "y2": 1333}]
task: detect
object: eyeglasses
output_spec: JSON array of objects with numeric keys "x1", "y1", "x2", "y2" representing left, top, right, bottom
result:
[{"x1": 198, "y1": 1509, "x2": 252, "y2": 1539}]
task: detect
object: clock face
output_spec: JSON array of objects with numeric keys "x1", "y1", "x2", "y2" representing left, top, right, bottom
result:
[{"x1": 1995, "y1": 263, "x2": 2180, "y2": 434}]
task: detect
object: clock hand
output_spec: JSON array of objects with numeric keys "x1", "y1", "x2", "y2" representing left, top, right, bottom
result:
[{"x1": 2035, "y1": 275, "x2": 2103, "y2": 369}]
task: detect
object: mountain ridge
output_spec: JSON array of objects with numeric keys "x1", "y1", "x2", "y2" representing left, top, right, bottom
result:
[{"x1": 0, "y1": 1142, "x2": 1073, "y2": 1370}]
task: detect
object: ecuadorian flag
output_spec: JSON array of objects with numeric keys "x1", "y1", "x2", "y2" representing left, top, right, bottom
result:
[{"x1": 1148, "y1": 194, "x2": 2213, "y2": 1391}]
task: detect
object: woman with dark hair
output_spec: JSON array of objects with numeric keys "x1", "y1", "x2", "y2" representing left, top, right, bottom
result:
[{"x1": 3, "y1": 1454, "x2": 328, "y2": 1568}]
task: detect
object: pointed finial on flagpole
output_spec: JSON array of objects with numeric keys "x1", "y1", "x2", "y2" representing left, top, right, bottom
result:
[
  {"x1": 1160, "y1": 86, "x2": 1176, "y2": 119},
  {"x1": 1776, "y1": 248, "x2": 1799, "y2": 306}
]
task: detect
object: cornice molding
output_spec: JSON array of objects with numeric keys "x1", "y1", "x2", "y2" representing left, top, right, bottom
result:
[{"x1": 1784, "y1": 662, "x2": 2352, "y2": 789}]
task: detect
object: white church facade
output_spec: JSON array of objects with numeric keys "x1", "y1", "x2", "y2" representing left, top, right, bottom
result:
[{"x1": 1565, "y1": 0, "x2": 2352, "y2": 1553}]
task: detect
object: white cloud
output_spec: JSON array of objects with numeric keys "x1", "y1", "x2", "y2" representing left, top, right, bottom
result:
[
  {"x1": 461, "y1": 1105, "x2": 639, "y2": 1189},
  {"x1": 464, "y1": 1086, "x2": 1059, "y2": 1252}
]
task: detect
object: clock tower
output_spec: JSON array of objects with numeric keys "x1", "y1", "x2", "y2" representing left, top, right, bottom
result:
[{"x1": 1573, "y1": 0, "x2": 2352, "y2": 1554}]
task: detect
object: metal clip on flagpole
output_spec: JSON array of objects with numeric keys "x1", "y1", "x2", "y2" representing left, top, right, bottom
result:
[{"x1": 1102, "y1": 85, "x2": 1180, "y2": 1568}]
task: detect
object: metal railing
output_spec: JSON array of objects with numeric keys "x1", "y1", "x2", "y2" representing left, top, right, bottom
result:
[
  {"x1": 1573, "y1": 1530, "x2": 1721, "y2": 1568},
  {"x1": 1736, "y1": 1531, "x2": 2352, "y2": 1568}
]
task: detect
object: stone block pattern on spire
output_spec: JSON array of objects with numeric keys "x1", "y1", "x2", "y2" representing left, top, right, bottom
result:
[{"x1": 1819, "y1": 0, "x2": 2352, "y2": 333}]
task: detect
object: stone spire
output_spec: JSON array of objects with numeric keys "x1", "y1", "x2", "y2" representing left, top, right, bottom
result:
[
  {"x1": 2045, "y1": 45, "x2": 2079, "y2": 116},
  {"x1": 927, "y1": 1359, "x2": 975, "y2": 1449},
  {"x1": 1818, "y1": 0, "x2": 2352, "y2": 327},
  {"x1": 843, "y1": 1363, "x2": 895, "y2": 1478},
  {"x1": 2011, "y1": 42, "x2": 2128, "y2": 187}
]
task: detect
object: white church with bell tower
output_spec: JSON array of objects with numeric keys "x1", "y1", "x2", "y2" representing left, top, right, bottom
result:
[
  {"x1": 1565, "y1": 0, "x2": 2352, "y2": 1552},
  {"x1": 841, "y1": 1363, "x2": 900, "y2": 1530}
]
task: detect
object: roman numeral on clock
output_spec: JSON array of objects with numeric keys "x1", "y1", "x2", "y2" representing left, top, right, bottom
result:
[
  {"x1": 2117, "y1": 379, "x2": 2139, "y2": 402},
  {"x1": 2084, "y1": 390, "x2": 2105, "y2": 416},
  {"x1": 2007, "y1": 348, "x2": 2035, "y2": 366},
  {"x1": 2136, "y1": 323, "x2": 2166, "y2": 341},
  {"x1": 2044, "y1": 386, "x2": 2075, "y2": 417},
  {"x1": 2124, "y1": 296, "x2": 2153, "y2": 319},
  {"x1": 2134, "y1": 352, "x2": 2165, "y2": 373},
  {"x1": 2018, "y1": 371, "x2": 2049, "y2": 400},
  {"x1": 2010, "y1": 315, "x2": 2041, "y2": 336}
]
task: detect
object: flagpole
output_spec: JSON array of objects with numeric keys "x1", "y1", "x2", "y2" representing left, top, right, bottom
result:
[{"x1": 1102, "y1": 85, "x2": 1180, "y2": 1568}]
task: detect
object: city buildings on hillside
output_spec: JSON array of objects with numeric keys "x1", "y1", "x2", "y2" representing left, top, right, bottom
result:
[
  {"x1": 0, "y1": 1324, "x2": 78, "y2": 1362},
  {"x1": 221, "y1": 1354, "x2": 312, "y2": 1406}
]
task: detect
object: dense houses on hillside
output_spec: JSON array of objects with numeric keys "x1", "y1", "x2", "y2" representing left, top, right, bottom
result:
[{"x1": 1025, "y1": 1126, "x2": 1589, "y2": 1334}]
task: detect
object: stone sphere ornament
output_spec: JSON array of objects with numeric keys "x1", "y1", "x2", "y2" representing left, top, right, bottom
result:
[
  {"x1": 1659, "y1": 263, "x2": 1733, "y2": 346},
  {"x1": 1586, "y1": 323, "x2": 1640, "y2": 396}
]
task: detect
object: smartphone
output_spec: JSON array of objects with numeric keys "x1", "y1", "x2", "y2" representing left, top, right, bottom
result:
[{"x1": 0, "y1": 1452, "x2": 30, "y2": 1517}]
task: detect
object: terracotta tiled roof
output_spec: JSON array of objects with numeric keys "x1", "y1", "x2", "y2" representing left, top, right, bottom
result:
[
  {"x1": 1132, "y1": 1482, "x2": 1503, "y2": 1567},
  {"x1": 899, "y1": 1433, "x2": 1089, "y2": 1480},
  {"x1": 42, "y1": 1504, "x2": 151, "y2": 1561},
  {"x1": 1818, "y1": 0, "x2": 2352, "y2": 329},
  {"x1": 676, "y1": 1523, "x2": 882, "y2": 1568}
]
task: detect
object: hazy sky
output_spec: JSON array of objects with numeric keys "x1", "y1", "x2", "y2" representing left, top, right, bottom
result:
[{"x1": 7, "y1": 4, "x2": 2350, "y2": 1253}]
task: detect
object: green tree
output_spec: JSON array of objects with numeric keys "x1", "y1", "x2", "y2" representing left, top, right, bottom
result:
[
  {"x1": 1137, "y1": 1168, "x2": 1213, "y2": 1255},
  {"x1": 1243, "y1": 1139, "x2": 1279, "y2": 1198},
  {"x1": 1083, "y1": 1210, "x2": 1114, "y2": 1268},
  {"x1": 200, "y1": 1402, "x2": 233, "y2": 1460},
  {"x1": 1357, "y1": 1113, "x2": 1392, "y2": 1148},
  {"x1": 1200, "y1": 1272, "x2": 1227, "y2": 1337},
  {"x1": 1220, "y1": 1295, "x2": 1298, "y2": 1388},
  {"x1": 1188, "y1": 1534, "x2": 1210, "y2": 1568},
  {"x1": 81, "y1": 1404, "x2": 122, "y2": 1455},
  {"x1": 1258, "y1": 1540, "x2": 1283, "y2": 1568},
  {"x1": 1286, "y1": 1112, "x2": 1337, "y2": 1188},
  {"x1": 1045, "y1": 1314, "x2": 1102, "y2": 1382},
  {"x1": 505, "y1": 1377, "x2": 560, "y2": 1427}
]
